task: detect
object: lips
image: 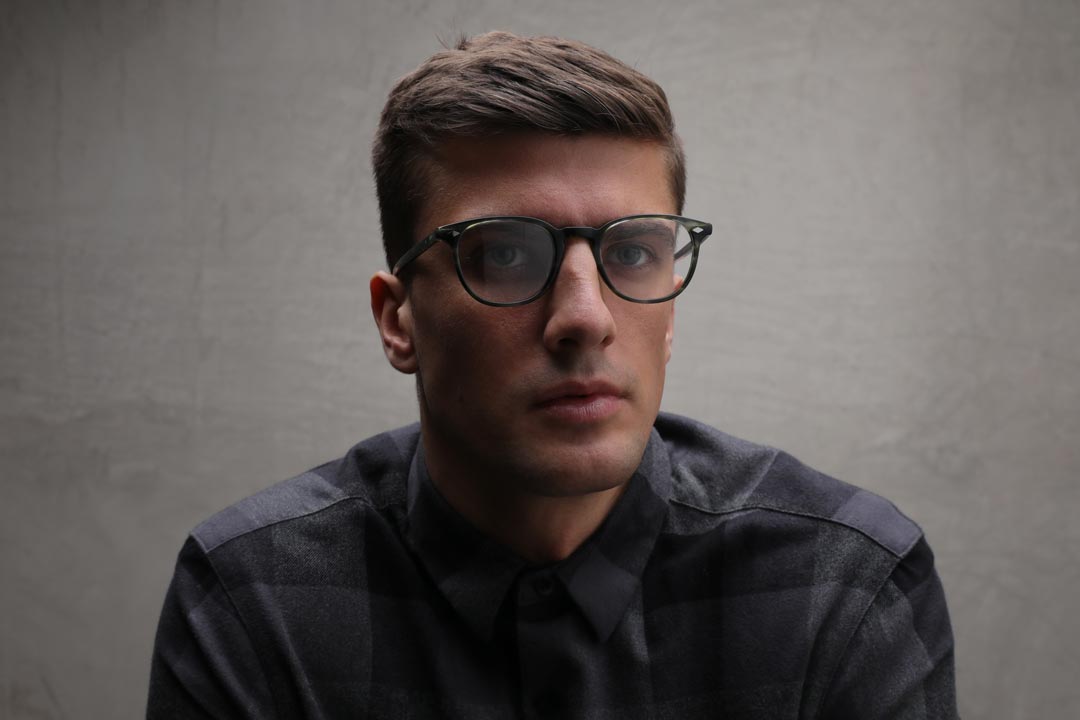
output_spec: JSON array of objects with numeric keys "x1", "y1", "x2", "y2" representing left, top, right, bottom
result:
[
  {"x1": 536, "y1": 379, "x2": 624, "y2": 404},
  {"x1": 534, "y1": 379, "x2": 626, "y2": 423}
]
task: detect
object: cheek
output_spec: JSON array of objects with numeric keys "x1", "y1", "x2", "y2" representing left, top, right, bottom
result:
[
  {"x1": 626, "y1": 309, "x2": 673, "y2": 360},
  {"x1": 624, "y1": 310, "x2": 674, "y2": 405},
  {"x1": 412, "y1": 300, "x2": 537, "y2": 402}
]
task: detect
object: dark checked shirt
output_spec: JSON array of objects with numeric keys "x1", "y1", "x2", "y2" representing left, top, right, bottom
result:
[{"x1": 147, "y1": 413, "x2": 957, "y2": 719}]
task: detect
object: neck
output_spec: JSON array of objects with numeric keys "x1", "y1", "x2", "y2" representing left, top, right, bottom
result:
[
  {"x1": 442, "y1": 478, "x2": 626, "y2": 564},
  {"x1": 421, "y1": 436, "x2": 627, "y2": 564}
]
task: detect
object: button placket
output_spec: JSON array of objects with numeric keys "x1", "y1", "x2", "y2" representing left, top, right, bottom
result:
[{"x1": 515, "y1": 571, "x2": 573, "y2": 718}]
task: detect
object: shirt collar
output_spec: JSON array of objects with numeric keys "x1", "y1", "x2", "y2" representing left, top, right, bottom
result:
[{"x1": 403, "y1": 429, "x2": 671, "y2": 644}]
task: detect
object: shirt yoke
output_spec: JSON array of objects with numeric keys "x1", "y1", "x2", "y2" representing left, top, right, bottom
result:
[
  {"x1": 656, "y1": 412, "x2": 923, "y2": 559},
  {"x1": 191, "y1": 423, "x2": 420, "y2": 554}
]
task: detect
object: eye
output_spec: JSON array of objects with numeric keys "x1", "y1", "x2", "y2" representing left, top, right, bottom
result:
[
  {"x1": 484, "y1": 243, "x2": 529, "y2": 268},
  {"x1": 605, "y1": 242, "x2": 656, "y2": 268}
]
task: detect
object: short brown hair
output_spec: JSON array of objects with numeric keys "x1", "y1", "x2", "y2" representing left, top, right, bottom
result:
[{"x1": 372, "y1": 31, "x2": 687, "y2": 267}]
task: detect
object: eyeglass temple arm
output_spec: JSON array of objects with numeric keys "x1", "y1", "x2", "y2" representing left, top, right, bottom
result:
[{"x1": 392, "y1": 232, "x2": 444, "y2": 275}]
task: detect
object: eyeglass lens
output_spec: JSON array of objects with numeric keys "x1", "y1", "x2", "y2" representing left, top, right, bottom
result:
[{"x1": 456, "y1": 217, "x2": 694, "y2": 304}]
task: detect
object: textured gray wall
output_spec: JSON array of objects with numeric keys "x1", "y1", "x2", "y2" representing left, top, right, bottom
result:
[{"x1": 2, "y1": 1, "x2": 1078, "y2": 717}]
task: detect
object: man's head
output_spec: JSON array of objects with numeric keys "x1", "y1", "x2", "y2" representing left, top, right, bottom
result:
[
  {"x1": 370, "y1": 33, "x2": 700, "y2": 543},
  {"x1": 372, "y1": 31, "x2": 686, "y2": 269}
]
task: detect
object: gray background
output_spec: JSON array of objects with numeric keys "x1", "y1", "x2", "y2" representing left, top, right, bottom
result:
[{"x1": 2, "y1": 0, "x2": 1078, "y2": 717}]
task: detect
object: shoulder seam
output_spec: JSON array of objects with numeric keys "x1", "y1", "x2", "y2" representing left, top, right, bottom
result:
[
  {"x1": 189, "y1": 537, "x2": 283, "y2": 714},
  {"x1": 194, "y1": 493, "x2": 397, "y2": 555},
  {"x1": 815, "y1": 570, "x2": 902, "y2": 718},
  {"x1": 668, "y1": 499, "x2": 922, "y2": 559}
]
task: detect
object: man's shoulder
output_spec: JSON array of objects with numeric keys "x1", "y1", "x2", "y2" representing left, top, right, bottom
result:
[
  {"x1": 655, "y1": 412, "x2": 922, "y2": 559},
  {"x1": 190, "y1": 423, "x2": 421, "y2": 555}
]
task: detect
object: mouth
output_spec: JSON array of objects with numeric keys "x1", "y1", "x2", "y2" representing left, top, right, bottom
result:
[{"x1": 535, "y1": 380, "x2": 626, "y2": 423}]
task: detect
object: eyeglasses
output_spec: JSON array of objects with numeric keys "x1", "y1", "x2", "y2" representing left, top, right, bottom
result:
[{"x1": 392, "y1": 214, "x2": 712, "y2": 306}]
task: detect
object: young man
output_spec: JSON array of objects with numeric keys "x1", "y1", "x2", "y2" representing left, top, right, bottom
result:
[{"x1": 148, "y1": 32, "x2": 957, "y2": 719}]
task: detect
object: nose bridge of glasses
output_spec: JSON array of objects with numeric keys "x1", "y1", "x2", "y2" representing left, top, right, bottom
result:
[
  {"x1": 555, "y1": 226, "x2": 606, "y2": 270},
  {"x1": 558, "y1": 226, "x2": 603, "y2": 242},
  {"x1": 553, "y1": 226, "x2": 605, "y2": 276}
]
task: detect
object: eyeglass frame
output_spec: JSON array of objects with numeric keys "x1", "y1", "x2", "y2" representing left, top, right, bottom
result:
[{"x1": 391, "y1": 214, "x2": 713, "y2": 307}]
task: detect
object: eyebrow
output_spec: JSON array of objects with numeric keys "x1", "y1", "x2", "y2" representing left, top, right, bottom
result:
[{"x1": 601, "y1": 219, "x2": 676, "y2": 243}]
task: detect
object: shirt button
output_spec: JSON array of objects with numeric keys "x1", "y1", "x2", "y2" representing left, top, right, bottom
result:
[{"x1": 532, "y1": 576, "x2": 554, "y2": 597}]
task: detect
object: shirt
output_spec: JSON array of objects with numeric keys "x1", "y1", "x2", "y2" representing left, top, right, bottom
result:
[{"x1": 147, "y1": 412, "x2": 958, "y2": 719}]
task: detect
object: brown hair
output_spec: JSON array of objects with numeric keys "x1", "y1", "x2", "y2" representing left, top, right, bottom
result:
[{"x1": 372, "y1": 31, "x2": 687, "y2": 267}]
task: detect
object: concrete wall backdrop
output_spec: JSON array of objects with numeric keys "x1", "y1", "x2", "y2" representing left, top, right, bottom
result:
[{"x1": 2, "y1": 0, "x2": 1078, "y2": 717}]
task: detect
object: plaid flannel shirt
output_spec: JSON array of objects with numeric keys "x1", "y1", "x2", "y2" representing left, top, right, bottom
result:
[{"x1": 148, "y1": 412, "x2": 957, "y2": 719}]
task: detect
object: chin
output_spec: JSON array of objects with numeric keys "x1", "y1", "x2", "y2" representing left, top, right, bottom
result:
[
  {"x1": 523, "y1": 472, "x2": 628, "y2": 499},
  {"x1": 510, "y1": 437, "x2": 646, "y2": 498}
]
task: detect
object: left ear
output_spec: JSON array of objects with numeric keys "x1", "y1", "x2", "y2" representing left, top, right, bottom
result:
[
  {"x1": 665, "y1": 276, "x2": 683, "y2": 364},
  {"x1": 664, "y1": 301, "x2": 675, "y2": 364}
]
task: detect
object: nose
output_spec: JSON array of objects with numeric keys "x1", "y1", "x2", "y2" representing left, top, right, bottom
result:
[{"x1": 541, "y1": 238, "x2": 617, "y2": 353}]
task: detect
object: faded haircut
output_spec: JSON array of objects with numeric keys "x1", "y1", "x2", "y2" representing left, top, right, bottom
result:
[{"x1": 372, "y1": 31, "x2": 687, "y2": 267}]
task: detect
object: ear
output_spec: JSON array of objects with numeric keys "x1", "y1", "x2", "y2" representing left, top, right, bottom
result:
[
  {"x1": 665, "y1": 276, "x2": 684, "y2": 364},
  {"x1": 370, "y1": 271, "x2": 418, "y2": 374}
]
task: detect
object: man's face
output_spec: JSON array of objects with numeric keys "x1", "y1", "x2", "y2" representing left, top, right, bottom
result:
[{"x1": 375, "y1": 134, "x2": 678, "y2": 499}]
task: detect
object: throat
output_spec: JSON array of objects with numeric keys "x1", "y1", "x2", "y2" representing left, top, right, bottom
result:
[{"x1": 434, "y1": 470, "x2": 627, "y2": 563}]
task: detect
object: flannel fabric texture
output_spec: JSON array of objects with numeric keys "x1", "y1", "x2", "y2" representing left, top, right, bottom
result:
[{"x1": 148, "y1": 413, "x2": 957, "y2": 719}]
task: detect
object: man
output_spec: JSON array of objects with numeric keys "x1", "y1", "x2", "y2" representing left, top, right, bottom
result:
[{"x1": 148, "y1": 32, "x2": 957, "y2": 719}]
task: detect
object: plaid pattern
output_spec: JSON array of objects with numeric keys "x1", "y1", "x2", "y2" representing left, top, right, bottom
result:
[{"x1": 148, "y1": 413, "x2": 957, "y2": 719}]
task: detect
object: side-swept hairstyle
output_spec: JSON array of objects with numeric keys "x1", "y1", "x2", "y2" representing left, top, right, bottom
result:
[{"x1": 372, "y1": 31, "x2": 687, "y2": 268}]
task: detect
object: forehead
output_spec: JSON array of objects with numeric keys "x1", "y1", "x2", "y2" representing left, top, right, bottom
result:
[{"x1": 418, "y1": 134, "x2": 677, "y2": 234}]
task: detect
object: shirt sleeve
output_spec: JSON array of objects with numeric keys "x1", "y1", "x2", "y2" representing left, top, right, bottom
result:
[
  {"x1": 819, "y1": 536, "x2": 959, "y2": 719},
  {"x1": 147, "y1": 536, "x2": 276, "y2": 720}
]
